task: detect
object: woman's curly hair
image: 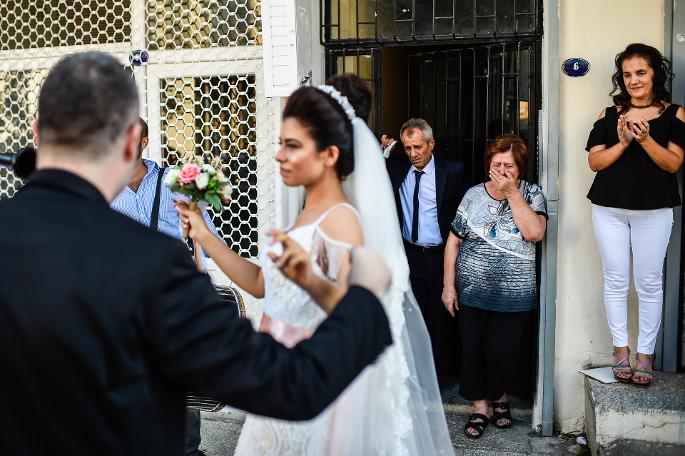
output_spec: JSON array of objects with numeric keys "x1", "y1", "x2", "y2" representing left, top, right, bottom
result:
[{"x1": 611, "y1": 43, "x2": 674, "y2": 114}]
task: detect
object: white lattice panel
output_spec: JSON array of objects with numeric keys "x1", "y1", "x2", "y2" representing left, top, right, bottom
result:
[
  {"x1": 158, "y1": 73, "x2": 259, "y2": 257},
  {"x1": 0, "y1": 69, "x2": 47, "y2": 198},
  {"x1": 0, "y1": 0, "x2": 132, "y2": 51},
  {"x1": 0, "y1": 1, "x2": 278, "y2": 323},
  {"x1": 146, "y1": 0, "x2": 262, "y2": 49}
]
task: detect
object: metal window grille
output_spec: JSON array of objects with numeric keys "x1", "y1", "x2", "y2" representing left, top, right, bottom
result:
[
  {"x1": 159, "y1": 74, "x2": 259, "y2": 257},
  {"x1": 0, "y1": 0, "x2": 275, "y2": 270},
  {"x1": 146, "y1": 0, "x2": 262, "y2": 49},
  {"x1": 0, "y1": 70, "x2": 46, "y2": 199},
  {"x1": 0, "y1": 0, "x2": 132, "y2": 50},
  {"x1": 321, "y1": 0, "x2": 540, "y2": 44},
  {"x1": 409, "y1": 42, "x2": 539, "y2": 182},
  {"x1": 325, "y1": 49, "x2": 381, "y2": 133}
]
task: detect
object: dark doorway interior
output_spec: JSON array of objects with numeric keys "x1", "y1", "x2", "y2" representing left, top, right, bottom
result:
[
  {"x1": 322, "y1": 0, "x2": 543, "y2": 398},
  {"x1": 326, "y1": 42, "x2": 540, "y2": 398}
]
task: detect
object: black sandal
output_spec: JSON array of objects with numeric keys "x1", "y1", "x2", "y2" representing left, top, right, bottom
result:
[
  {"x1": 491, "y1": 401, "x2": 513, "y2": 429},
  {"x1": 464, "y1": 413, "x2": 489, "y2": 439}
]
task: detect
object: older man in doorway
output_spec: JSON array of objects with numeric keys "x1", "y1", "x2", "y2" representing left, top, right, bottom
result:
[{"x1": 387, "y1": 118, "x2": 468, "y2": 385}]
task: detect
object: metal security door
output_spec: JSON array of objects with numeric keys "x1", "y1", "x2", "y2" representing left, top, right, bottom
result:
[{"x1": 409, "y1": 42, "x2": 539, "y2": 184}]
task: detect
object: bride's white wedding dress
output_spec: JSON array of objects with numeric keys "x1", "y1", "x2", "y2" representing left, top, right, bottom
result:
[
  {"x1": 235, "y1": 88, "x2": 452, "y2": 455},
  {"x1": 234, "y1": 203, "x2": 366, "y2": 455}
]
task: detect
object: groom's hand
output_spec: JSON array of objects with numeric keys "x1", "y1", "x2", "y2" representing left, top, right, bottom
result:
[
  {"x1": 267, "y1": 230, "x2": 314, "y2": 288},
  {"x1": 267, "y1": 230, "x2": 346, "y2": 313},
  {"x1": 347, "y1": 247, "x2": 392, "y2": 300}
]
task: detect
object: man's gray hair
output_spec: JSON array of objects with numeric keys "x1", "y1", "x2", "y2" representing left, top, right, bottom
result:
[{"x1": 400, "y1": 118, "x2": 433, "y2": 142}]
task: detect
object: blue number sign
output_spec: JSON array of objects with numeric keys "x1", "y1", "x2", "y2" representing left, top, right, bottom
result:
[{"x1": 562, "y1": 58, "x2": 590, "y2": 77}]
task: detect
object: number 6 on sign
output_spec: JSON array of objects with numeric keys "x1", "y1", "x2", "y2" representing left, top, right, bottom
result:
[{"x1": 562, "y1": 58, "x2": 591, "y2": 77}]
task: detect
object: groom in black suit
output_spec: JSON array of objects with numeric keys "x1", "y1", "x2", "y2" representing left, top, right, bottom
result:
[
  {"x1": 386, "y1": 118, "x2": 467, "y2": 383},
  {"x1": 0, "y1": 52, "x2": 392, "y2": 456}
]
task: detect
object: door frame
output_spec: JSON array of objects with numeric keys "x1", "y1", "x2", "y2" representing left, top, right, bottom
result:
[
  {"x1": 660, "y1": 0, "x2": 684, "y2": 372},
  {"x1": 534, "y1": 0, "x2": 560, "y2": 436}
]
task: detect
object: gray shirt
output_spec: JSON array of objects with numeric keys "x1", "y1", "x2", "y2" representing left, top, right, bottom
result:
[{"x1": 450, "y1": 180, "x2": 547, "y2": 312}]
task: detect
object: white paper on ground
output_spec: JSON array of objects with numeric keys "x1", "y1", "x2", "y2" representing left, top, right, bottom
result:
[{"x1": 579, "y1": 366, "x2": 619, "y2": 384}]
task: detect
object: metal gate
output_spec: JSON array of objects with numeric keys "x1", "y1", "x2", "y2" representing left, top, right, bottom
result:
[
  {"x1": 408, "y1": 41, "x2": 539, "y2": 183},
  {"x1": 0, "y1": 0, "x2": 279, "y2": 266},
  {"x1": 322, "y1": 0, "x2": 542, "y2": 184}
]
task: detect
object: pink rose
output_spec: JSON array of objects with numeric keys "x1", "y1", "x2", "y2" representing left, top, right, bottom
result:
[{"x1": 178, "y1": 164, "x2": 201, "y2": 184}]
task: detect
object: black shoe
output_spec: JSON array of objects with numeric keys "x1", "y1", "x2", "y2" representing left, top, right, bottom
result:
[
  {"x1": 464, "y1": 413, "x2": 489, "y2": 439},
  {"x1": 491, "y1": 401, "x2": 513, "y2": 429}
]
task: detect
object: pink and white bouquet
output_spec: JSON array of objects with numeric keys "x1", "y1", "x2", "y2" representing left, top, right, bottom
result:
[{"x1": 164, "y1": 153, "x2": 232, "y2": 212}]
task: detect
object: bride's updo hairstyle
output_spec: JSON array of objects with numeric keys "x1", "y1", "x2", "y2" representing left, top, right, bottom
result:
[{"x1": 283, "y1": 84, "x2": 365, "y2": 179}]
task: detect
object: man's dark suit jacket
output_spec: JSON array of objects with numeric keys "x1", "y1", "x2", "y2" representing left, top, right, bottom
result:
[
  {"x1": 0, "y1": 170, "x2": 392, "y2": 456},
  {"x1": 386, "y1": 151, "x2": 468, "y2": 243}
]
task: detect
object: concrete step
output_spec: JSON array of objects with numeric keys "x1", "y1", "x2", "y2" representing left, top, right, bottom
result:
[{"x1": 584, "y1": 371, "x2": 685, "y2": 456}]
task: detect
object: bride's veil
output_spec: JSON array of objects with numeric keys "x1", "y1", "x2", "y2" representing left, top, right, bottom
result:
[{"x1": 337, "y1": 116, "x2": 453, "y2": 455}]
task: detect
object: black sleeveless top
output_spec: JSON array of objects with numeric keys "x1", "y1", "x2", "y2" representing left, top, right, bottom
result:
[{"x1": 585, "y1": 104, "x2": 685, "y2": 210}]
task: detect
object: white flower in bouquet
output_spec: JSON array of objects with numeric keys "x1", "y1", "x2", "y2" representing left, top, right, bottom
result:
[
  {"x1": 220, "y1": 184, "x2": 233, "y2": 204},
  {"x1": 202, "y1": 164, "x2": 217, "y2": 175},
  {"x1": 164, "y1": 168, "x2": 180, "y2": 186},
  {"x1": 195, "y1": 172, "x2": 210, "y2": 190}
]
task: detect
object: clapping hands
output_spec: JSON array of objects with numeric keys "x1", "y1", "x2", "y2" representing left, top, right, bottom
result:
[{"x1": 618, "y1": 114, "x2": 651, "y2": 146}]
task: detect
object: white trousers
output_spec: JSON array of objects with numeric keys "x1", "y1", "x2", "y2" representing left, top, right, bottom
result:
[{"x1": 591, "y1": 204, "x2": 673, "y2": 354}]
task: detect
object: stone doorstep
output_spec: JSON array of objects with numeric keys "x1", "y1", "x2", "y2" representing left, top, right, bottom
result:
[{"x1": 584, "y1": 371, "x2": 685, "y2": 456}]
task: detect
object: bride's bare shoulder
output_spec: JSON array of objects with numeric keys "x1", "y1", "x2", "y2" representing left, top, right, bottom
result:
[{"x1": 318, "y1": 204, "x2": 363, "y2": 246}]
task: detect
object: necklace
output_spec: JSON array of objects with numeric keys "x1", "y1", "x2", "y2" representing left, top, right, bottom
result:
[{"x1": 630, "y1": 101, "x2": 653, "y2": 109}]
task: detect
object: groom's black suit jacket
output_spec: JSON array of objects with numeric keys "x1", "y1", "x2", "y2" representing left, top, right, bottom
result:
[{"x1": 0, "y1": 170, "x2": 391, "y2": 456}]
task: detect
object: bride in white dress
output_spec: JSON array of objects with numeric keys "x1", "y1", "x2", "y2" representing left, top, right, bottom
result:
[{"x1": 177, "y1": 78, "x2": 452, "y2": 455}]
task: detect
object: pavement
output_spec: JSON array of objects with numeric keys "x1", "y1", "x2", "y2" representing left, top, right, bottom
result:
[{"x1": 196, "y1": 384, "x2": 590, "y2": 455}]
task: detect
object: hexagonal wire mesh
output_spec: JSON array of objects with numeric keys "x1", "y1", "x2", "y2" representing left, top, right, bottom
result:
[
  {"x1": 0, "y1": 0, "x2": 132, "y2": 50},
  {"x1": 146, "y1": 0, "x2": 262, "y2": 49},
  {"x1": 159, "y1": 74, "x2": 259, "y2": 257},
  {"x1": 0, "y1": 70, "x2": 46, "y2": 198},
  {"x1": 0, "y1": 0, "x2": 273, "y2": 261}
]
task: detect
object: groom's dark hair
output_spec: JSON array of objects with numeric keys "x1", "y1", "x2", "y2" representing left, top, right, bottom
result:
[{"x1": 38, "y1": 52, "x2": 139, "y2": 158}]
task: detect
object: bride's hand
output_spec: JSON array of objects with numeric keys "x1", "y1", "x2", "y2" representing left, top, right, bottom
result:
[
  {"x1": 267, "y1": 230, "x2": 314, "y2": 289},
  {"x1": 175, "y1": 202, "x2": 211, "y2": 243}
]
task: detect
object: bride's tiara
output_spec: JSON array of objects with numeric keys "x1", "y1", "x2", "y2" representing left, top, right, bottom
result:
[{"x1": 316, "y1": 84, "x2": 357, "y2": 122}]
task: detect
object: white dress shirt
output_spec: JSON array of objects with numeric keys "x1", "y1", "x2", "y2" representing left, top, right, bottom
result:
[{"x1": 399, "y1": 155, "x2": 443, "y2": 246}]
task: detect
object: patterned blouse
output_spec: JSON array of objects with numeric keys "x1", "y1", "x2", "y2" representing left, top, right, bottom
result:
[{"x1": 450, "y1": 180, "x2": 547, "y2": 312}]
